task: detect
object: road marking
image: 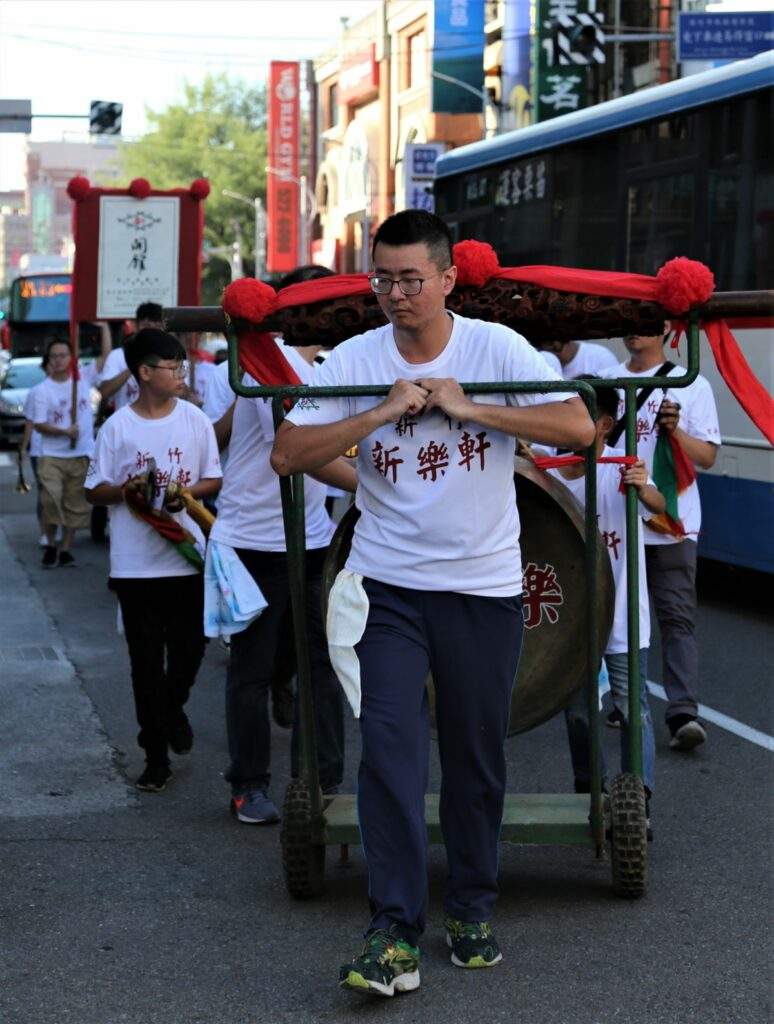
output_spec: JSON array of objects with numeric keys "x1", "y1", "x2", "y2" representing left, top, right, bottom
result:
[
  {"x1": 0, "y1": 453, "x2": 13, "y2": 467},
  {"x1": 647, "y1": 680, "x2": 774, "y2": 752}
]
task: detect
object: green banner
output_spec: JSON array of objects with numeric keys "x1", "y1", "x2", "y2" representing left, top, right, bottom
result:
[{"x1": 533, "y1": 0, "x2": 587, "y2": 122}]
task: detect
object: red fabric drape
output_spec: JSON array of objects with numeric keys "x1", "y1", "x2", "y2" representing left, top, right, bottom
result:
[
  {"x1": 704, "y1": 320, "x2": 774, "y2": 445},
  {"x1": 274, "y1": 274, "x2": 371, "y2": 310},
  {"x1": 237, "y1": 330, "x2": 302, "y2": 409},
  {"x1": 495, "y1": 266, "x2": 659, "y2": 302}
]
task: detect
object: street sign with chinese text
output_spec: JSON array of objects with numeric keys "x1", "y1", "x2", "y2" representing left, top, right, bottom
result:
[
  {"x1": 677, "y1": 11, "x2": 773, "y2": 61},
  {"x1": 267, "y1": 61, "x2": 300, "y2": 274}
]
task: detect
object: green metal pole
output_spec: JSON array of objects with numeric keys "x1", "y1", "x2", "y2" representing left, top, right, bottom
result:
[
  {"x1": 576, "y1": 382, "x2": 604, "y2": 852},
  {"x1": 624, "y1": 382, "x2": 643, "y2": 778},
  {"x1": 271, "y1": 399, "x2": 324, "y2": 832}
]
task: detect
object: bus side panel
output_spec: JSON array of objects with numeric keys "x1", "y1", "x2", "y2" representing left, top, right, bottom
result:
[{"x1": 697, "y1": 472, "x2": 774, "y2": 573}]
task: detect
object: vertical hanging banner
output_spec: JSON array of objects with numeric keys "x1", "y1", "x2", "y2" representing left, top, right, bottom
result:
[
  {"x1": 267, "y1": 61, "x2": 300, "y2": 275},
  {"x1": 432, "y1": 0, "x2": 486, "y2": 114},
  {"x1": 534, "y1": 0, "x2": 587, "y2": 123}
]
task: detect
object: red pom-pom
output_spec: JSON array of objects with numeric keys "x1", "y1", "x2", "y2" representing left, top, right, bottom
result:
[
  {"x1": 67, "y1": 176, "x2": 91, "y2": 201},
  {"x1": 128, "y1": 177, "x2": 152, "y2": 199},
  {"x1": 655, "y1": 257, "x2": 714, "y2": 314},
  {"x1": 222, "y1": 278, "x2": 278, "y2": 325},
  {"x1": 189, "y1": 178, "x2": 210, "y2": 200},
  {"x1": 452, "y1": 240, "x2": 501, "y2": 287}
]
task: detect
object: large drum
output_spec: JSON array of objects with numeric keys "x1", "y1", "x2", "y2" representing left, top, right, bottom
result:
[{"x1": 322, "y1": 457, "x2": 615, "y2": 737}]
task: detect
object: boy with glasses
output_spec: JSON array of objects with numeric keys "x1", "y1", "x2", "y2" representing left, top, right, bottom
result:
[
  {"x1": 272, "y1": 210, "x2": 595, "y2": 994},
  {"x1": 86, "y1": 329, "x2": 221, "y2": 792}
]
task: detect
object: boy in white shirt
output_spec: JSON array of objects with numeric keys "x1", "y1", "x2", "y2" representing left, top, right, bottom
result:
[
  {"x1": 30, "y1": 338, "x2": 95, "y2": 568},
  {"x1": 272, "y1": 210, "x2": 594, "y2": 993},
  {"x1": 86, "y1": 329, "x2": 222, "y2": 792},
  {"x1": 546, "y1": 381, "x2": 664, "y2": 799},
  {"x1": 540, "y1": 339, "x2": 619, "y2": 379},
  {"x1": 601, "y1": 324, "x2": 720, "y2": 751}
]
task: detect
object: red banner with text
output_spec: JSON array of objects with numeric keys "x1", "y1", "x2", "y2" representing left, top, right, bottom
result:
[{"x1": 267, "y1": 61, "x2": 300, "y2": 274}]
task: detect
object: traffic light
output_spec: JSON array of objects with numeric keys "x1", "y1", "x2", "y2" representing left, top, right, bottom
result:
[
  {"x1": 89, "y1": 101, "x2": 123, "y2": 135},
  {"x1": 552, "y1": 13, "x2": 605, "y2": 65}
]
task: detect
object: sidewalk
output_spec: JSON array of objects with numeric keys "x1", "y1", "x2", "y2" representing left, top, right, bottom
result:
[{"x1": 0, "y1": 520, "x2": 130, "y2": 819}]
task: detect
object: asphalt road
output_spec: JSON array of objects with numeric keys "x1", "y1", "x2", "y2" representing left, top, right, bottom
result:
[{"x1": 1, "y1": 460, "x2": 771, "y2": 1024}]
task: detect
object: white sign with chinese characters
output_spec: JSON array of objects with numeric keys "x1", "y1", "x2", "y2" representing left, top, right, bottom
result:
[
  {"x1": 404, "y1": 142, "x2": 446, "y2": 213},
  {"x1": 97, "y1": 196, "x2": 180, "y2": 318}
]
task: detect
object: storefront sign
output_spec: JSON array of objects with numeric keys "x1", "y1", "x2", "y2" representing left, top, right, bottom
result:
[
  {"x1": 96, "y1": 196, "x2": 179, "y2": 318},
  {"x1": 677, "y1": 11, "x2": 774, "y2": 61},
  {"x1": 267, "y1": 61, "x2": 300, "y2": 274},
  {"x1": 404, "y1": 142, "x2": 446, "y2": 212},
  {"x1": 339, "y1": 45, "x2": 380, "y2": 104},
  {"x1": 432, "y1": 0, "x2": 486, "y2": 114}
]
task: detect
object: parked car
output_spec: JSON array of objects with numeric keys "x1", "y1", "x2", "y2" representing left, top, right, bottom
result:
[{"x1": 0, "y1": 356, "x2": 46, "y2": 447}]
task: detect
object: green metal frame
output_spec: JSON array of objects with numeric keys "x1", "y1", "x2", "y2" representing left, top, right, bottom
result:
[{"x1": 226, "y1": 313, "x2": 701, "y2": 854}]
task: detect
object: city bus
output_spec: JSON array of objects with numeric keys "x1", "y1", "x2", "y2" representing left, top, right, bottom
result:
[
  {"x1": 434, "y1": 52, "x2": 773, "y2": 573},
  {"x1": 2, "y1": 272, "x2": 104, "y2": 359}
]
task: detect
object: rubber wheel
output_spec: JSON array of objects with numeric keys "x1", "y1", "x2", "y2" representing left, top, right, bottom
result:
[
  {"x1": 609, "y1": 773, "x2": 648, "y2": 899},
  {"x1": 280, "y1": 778, "x2": 326, "y2": 900},
  {"x1": 90, "y1": 505, "x2": 107, "y2": 543}
]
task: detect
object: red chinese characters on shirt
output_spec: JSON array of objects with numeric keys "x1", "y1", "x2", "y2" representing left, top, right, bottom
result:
[
  {"x1": 174, "y1": 468, "x2": 192, "y2": 487},
  {"x1": 602, "y1": 529, "x2": 622, "y2": 560},
  {"x1": 168, "y1": 447, "x2": 183, "y2": 464},
  {"x1": 636, "y1": 416, "x2": 652, "y2": 442},
  {"x1": 522, "y1": 561, "x2": 564, "y2": 629},
  {"x1": 372, "y1": 441, "x2": 404, "y2": 483},
  {"x1": 416, "y1": 440, "x2": 449, "y2": 482},
  {"x1": 135, "y1": 450, "x2": 153, "y2": 471},
  {"x1": 394, "y1": 414, "x2": 417, "y2": 438},
  {"x1": 457, "y1": 430, "x2": 491, "y2": 472}
]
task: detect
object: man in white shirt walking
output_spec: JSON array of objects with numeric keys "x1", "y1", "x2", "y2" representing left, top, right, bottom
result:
[
  {"x1": 272, "y1": 210, "x2": 594, "y2": 994},
  {"x1": 30, "y1": 339, "x2": 95, "y2": 568},
  {"x1": 98, "y1": 302, "x2": 164, "y2": 411},
  {"x1": 541, "y1": 338, "x2": 619, "y2": 379},
  {"x1": 602, "y1": 324, "x2": 721, "y2": 751}
]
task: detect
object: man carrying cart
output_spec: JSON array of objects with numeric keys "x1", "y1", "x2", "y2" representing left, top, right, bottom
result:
[{"x1": 271, "y1": 210, "x2": 595, "y2": 995}]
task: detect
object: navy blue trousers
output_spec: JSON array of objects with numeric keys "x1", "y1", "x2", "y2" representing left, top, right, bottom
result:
[{"x1": 355, "y1": 578, "x2": 523, "y2": 946}]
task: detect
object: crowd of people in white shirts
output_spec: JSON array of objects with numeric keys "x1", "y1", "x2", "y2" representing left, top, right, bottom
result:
[{"x1": 19, "y1": 216, "x2": 721, "y2": 992}]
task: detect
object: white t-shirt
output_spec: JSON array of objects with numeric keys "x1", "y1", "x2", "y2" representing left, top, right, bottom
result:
[
  {"x1": 562, "y1": 342, "x2": 619, "y2": 380},
  {"x1": 87, "y1": 400, "x2": 222, "y2": 578},
  {"x1": 600, "y1": 361, "x2": 721, "y2": 546},
  {"x1": 211, "y1": 344, "x2": 334, "y2": 553},
  {"x1": 24, "y1": 384, "x2": 43, "y2": 457},
  {"x1": 29, "y1": 377, "x2": 94, "y2": 458},
  {"x1": 202, "y1": 359, "x2": 234, "y2": 422},
  {"x1": 99, "y1": 347, "x2": 140, "y2": 409},
  {"x1": 548, "y1": 446, "x2": 651, "y2": 655},
  {"x1": 539, "y1": 349, "x2": 563, "y2": 375},
  {"x1": 190, "y1": 359, "x2": 215, "y2": 407},
  {"x1": 287, "y1": 313, "x2": 575, "y2": 597}
]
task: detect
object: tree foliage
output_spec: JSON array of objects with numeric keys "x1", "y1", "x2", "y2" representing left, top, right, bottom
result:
[{"x1": 119, "y1": 74, "x2": 267, "y2": 302}]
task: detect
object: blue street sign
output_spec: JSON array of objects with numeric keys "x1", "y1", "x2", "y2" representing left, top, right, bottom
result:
[{"x1": 677, "y1": 11, "x2": 774, "y2": 61}]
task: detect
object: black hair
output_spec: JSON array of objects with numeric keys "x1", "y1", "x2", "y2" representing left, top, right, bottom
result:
[
  {"x1": 44, "y1": 336, "x2": 71, "y2": 361},
  {"x1": 125, "y1": 328, "x2": 185, "y2": 382},
  {"x1": 135, "y1": 301, "x2": 164, "y2": 324},
  {"x1": 372, "y1": 210, "x2": 453, "y2": 270},
  {"x1": 575, "y1": 374, "x2": 619, "y2": 420},
  {"x1": 278, "y1": 264, "x2": 335, "y2": 288}
]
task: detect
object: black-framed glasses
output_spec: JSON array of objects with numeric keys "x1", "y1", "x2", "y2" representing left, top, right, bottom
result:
[
  {"x1": 368, "y1": 271, "x2": 447, "y2": 296},
  {"x1": 146, "y1": 360, "x2": 189, "y2": 379}
]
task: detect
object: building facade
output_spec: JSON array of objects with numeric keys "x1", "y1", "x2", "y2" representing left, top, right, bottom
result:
[{"x1": 312, "y1": 1, "x2": 484, "y2": 272}]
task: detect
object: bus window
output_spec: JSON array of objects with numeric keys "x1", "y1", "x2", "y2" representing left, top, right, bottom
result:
[{"x1": 626, "y1": 173, "x2": 695, "y2": 274}]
